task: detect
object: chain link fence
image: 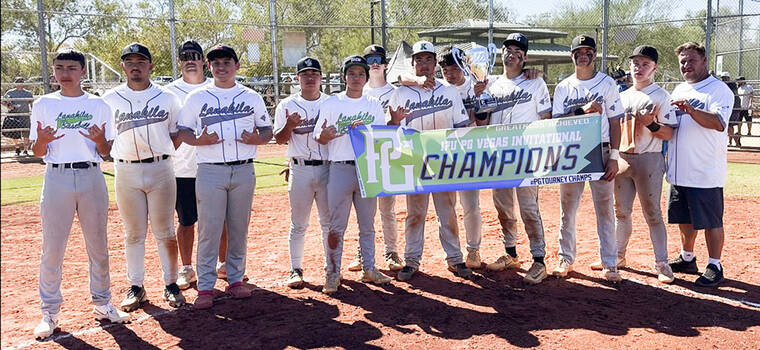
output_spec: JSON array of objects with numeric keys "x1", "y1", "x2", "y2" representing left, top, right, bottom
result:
[{"x1": 3, "y1": 0, "x2": 760, "y2": 156}]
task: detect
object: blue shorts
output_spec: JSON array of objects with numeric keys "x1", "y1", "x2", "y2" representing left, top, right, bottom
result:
[
  {"x1": 175, "y1": 177, "x2": 198, "y2": 226},
  {"x1": 667, "y1": 185, "x2": 723, "y2": 230}
]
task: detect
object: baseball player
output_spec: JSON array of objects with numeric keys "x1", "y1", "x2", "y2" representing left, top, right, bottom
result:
[
  {"x1": 551, "y1": 35, "x2": 623, "y2": 282},
  {"x1": 667, "y1": 42, "x2": 734, "y2": 287},
  {"x1": 387, "y1": 41, "x2": 473, "y2": 282},
  {"x1": 274, "y1": 56, "x2": 330, "y2": 289},
  {"x1": 164, "y1": 40, "x2": 212, "y2": 290},
  {"x1": 344, "y1": 45, "x2": 404, "y2": 273},
  {"x1": 103, "y1": 43, "x2": 185, "y2": 311},
  {"x1": 31, "y1": 49, "x2": 129, "y2": 339},
  {"x1": 601, "y1": 45, "x2": 677, "y2": 283},
  {"x1": 313, "y1": 55, "x2": 393, "y2": 294},
  {"x1": 737, "y1": 77, "x2": 753, "y2": 136},
  {"x1": 178, "y1": 45, "x2": 272, "y2": 308},
  {"x1": 2, "y1": 77, "x2": 33, "y2": 155},
  {"x1": 477, "y1": 33, "x2": 551, "y2": 284}
]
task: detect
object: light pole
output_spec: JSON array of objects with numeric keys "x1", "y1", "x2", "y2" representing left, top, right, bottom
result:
[{"x1": 370, "y1": 0, "x2": 380, "y2": 44}]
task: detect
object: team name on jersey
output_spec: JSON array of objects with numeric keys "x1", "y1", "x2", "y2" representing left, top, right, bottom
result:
[
  {"x1": 56, "y1": 111, "x2": 94, "y2": 129},
  {"x1": 561, "y1": 92, "x2": 603, "y2": 115},
  {"x1": 198, "y1": 101, "x2": 254, "y2": 127},
  {"x1": 403, "y1": 95, "x2": 454, "y2": 123},
  {"x1": 336, "y1": 111, "x2": 375, "y2": 134},
  {"x1": 293, "y1": 113, "x2": 320, "y2": 135},
  {"x1": 114, "y1": 105, "x2": 168, "y2": 134},
  {"x1": 489, "y1": 89, "x2": 534, "y2": 113}
]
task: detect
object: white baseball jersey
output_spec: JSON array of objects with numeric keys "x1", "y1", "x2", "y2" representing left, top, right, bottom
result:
[
  {"x1": 103, "y1": 83, "x2": 181, "y2": 161},
  {"x1": 273, "y1": 92, "x2": 329, "y2": 160},
  {"x1": 179, "y1": 83, "x2": 272, "y2": 163},
  {"x1": 552, "y1": 72, "x2": 624, "y2": 142},
  {"x1": 619, "y1": 83, "x2": 677, "y2": 154},
  {"x1": 313, "y1": 92, "x2": 385, "y2": 162},
  {"x1": 388, "y1": 80, "x2": 469, "y2": 131},
  {"x1": 363, "y1": 83, "x2": 395, "y2": 115},
  {"x1": 667, "y1": 75, "x2": 734, "y2": 188},
  {"x1": 30, "y1": 91, "x2": 114, "y2": 163},
  {"x1": 486, "y1": 73, "x2": 551, "y2": 125},
  {"x1": 165, "y1": 77, "x2": 213, "y2": 177}
]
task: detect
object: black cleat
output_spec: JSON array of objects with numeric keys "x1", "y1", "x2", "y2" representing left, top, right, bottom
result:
[
  {"x1": 695, "y1": 263, "x2": 724, "y2": 287},
  {"x1": 669, "y1": 255, "x2": 699, "y2": 274}
]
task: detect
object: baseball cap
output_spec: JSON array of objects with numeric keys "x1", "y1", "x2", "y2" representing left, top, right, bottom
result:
[
  {"x1": 296, "y1": 56, "x2": 322, "y2": 74},
  {"x1": 570, "y1": 35, "x2": 596, "y2": 52},
  {"x1": 628, "y1": 45, "x2": 658, "y2": 63},
  {"x1": 121, "y1": 42, "x2": 152, "y2": 62},
  {"x1": 720, "y1": 71, "x2": 730, "y2": 78},
  {"x1": 207, "y1": 45, "x2": 238, "y2": 63},
  {"x1": 363, "y1": 45, "x2": 387, "y2": 62},
  {"x1": 341, "y1": 55, "x2": 369, "y2": 75},
  {"x1": 503, "y1": 33, "x2": 529, "y2": 52},
  {"x1": 13, "y1": 77, "x2": 25, "y2": 84},
  {"x1": 738, "y1": 76, "x2": 746, "y2": 81},
  {"x1": 412, "y1": 41, "x2": 436, "y2": 57},
  {"x1": 178, "y1": 40, "x2": 203, "y2": 55}
]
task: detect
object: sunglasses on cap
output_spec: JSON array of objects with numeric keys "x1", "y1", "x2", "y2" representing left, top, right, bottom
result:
[
  {"x1": 179, "y1": 51, "x2": 203, "y2": 61},
  {"x1": 366, "y1": 56, "x2": 384, "y2": 65}
]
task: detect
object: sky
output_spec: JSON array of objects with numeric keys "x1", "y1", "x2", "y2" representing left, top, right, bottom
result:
[{"x1": 500, "y1": 0, "x2": 726, "y2": 23}]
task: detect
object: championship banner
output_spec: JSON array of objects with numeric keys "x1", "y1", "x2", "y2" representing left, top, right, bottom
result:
[{"x1": 348, "y1": 115, "x2": 605, "y2": 198}]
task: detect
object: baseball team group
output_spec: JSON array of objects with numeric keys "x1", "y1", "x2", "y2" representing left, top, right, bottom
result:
[{"x1": 29, "y1": 31, "x2": 733, "y2": 339}]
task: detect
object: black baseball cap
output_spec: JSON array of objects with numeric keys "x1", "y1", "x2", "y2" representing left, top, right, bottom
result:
[
  {"x1": 342, "y1": 55, "x2": 369, "y2": 75},
  {"x1": 503, "y1": 33, "x2": 528, "y2": 52},
  {"x1": 629, "y1": 45, "x2": 658, "y2": 63},
  {"x1": 179, "y1": 40, "x2": 203, "y2": 56},
  {"x1": 121, "y1": 42, "x2": 152, "y2": 62},
  {"x1": 296, "y1": 56, "x2": 322, "y2": 73},
  {"x1": 363, "y1": 45, "x2": 387, "y2": 63},
  {"x1": 207, "y1": 45, "x2": 238, "y2": 63},
  {"x1": 571, "y1": 35, "x2": 596, "y2": 52}
]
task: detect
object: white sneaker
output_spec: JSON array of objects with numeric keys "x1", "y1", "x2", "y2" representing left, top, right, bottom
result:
[
  {"x1": 322, "y1": 273, "x2": 342, "y2": 294},
  {"x1": 603, "y1": 267, "x2": 623, "y2": 282},
  {"x1": 552, "y1": 259, "x2": 573, "y2": 277},
  {"x1": 177, "y1": 265, "x2": 197, "y2": 290},
  {"x1": 33, "y1": 312, "x2": 58, "y2": 339},
  {"x1": 360, "y1": 268, "x2": 391, "y2": 285},
  {"x1": 656, "y1": 261, "x2": 675, "y2": 284},
  {"x1": 465, "y1": 248, "x2": 482, "y2": 269},
  {"x1": 347, "y1": 255, "x2": 363, "y2": 272},
  {"x1": 94, "y1": 303, "x2": 130, "y2": 324}
]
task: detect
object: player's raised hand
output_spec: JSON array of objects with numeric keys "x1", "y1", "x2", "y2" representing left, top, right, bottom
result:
[
  {"x1": 635, "y1": 105, "x2": 659, "y2": 126},
  {"x1": 196, "y1": 126, "x2": 222, "y2": 145},
  {"x1": 236, "y1": 126, "x2": 264, "y2": 145},
  {"x1": 79, "y1": 122, "x2": 107, "y2": 143},
  {"x1": 349, "y1": 120, "x2": 365, "y2": 130},
  {"x1": 318, "y1": 119, "x2": 338, "y2": 143},
  {"x1": 582, "y1": 101, "x2": 603, "y2": 115},
  {"x1": 421, "y1": 75, "x2": 435, "y2": 90},
  {"x1": 474, "y1": 79, "x2": 488, "y2": 96},
  {"x1": 388, "y1": 106, "x2": 409, "y2": 125},
  {"x1": 285, "y1": 109, "x2": 302, "y2": 127},
  {"x1": 671, "y1": 99, "x2": 694, "y2": 115},
  {"x1": 36, "y1": 121, "x2": 64, "y2": 144}
]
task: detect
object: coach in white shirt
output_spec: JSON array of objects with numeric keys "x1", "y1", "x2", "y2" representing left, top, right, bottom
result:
[{"x1": 667, "y1": 42, "x2": 734, "y2": 287}]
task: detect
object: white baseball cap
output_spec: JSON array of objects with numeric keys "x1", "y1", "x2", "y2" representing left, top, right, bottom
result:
[
  {"x1": 412, "y1": 41, "x2": 436, "y2": 57},
  {"x1": 720, "y1": 71, "x2": 730, "y2": 78}
]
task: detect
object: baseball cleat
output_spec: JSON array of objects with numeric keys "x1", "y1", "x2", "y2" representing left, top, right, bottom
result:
[
  {"x1": 33, "y1": 312, "x2": 58, "y2": 339},
  {"x1": 656, "y1": 261, "x2": 675, "y2": 284},
  {"x1": 225, "y1": 282, "x2": 252, "y2": 299},
  {"x1": 120, "y1": 285, "x2": 147, "y2": 312},
  {"x1": 523, "y1": 262, "x2": 548, "y2": 284},
  {"x1": 589, "y1": 257, "x2": 626, "y2": 271},
  {"x1": 602, "y1": 267, "x2": 623, "y2": 282},
  {"x1": 486, "y1": 254, "x2": 520, "y2": 271},
  {"x1": 385, "y1": 252, "x2": 403, "y2": 271},
  {"x1": 176, "y1": 265, "x2": 197, "y2": 290},
  {"x1": 347, "y1": 255, "x2": 363, "y2": 272},
  {"x1": 94, "y1": 303, "x2": 130, "y2": 324},
  {"x1": 286, "y1": 268, "x2": 304, "y2": 289},
  {"x1": 552, "y1": 259, "x2": 573, "y2": 277},
  {"x1": 163, "y1": 283, "x2": 186, "y2": 308},
  {"x1": 447, "y1": 263, "x2": 473, "y2": 279},
  {"x1": 669, "y1": 255, "x2": 699, "y2": 274},
  {"x1": 465, "y1": 248, "x2": 482, "y2": 269},
  {"x1": 360, "y1": 268, "x2": 391, "y2": 285},
  {"x1": 695, "y1": 263, "x2": 724, "y2": 287},
  {"x1": 322, "y1": 273, "x2": 342, "y2": 294},
  {"x1": 396, "y1": 266, "x2": 418, "y2": 281}
]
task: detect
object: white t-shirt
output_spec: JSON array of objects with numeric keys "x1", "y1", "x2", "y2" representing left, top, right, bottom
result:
[
  {"x1": 103, "y1": 83, "x2": 181, "y2": 161},
  {"x1": 312, "y1": 92, "x2": 385, "y2": 162},
  {"x1": 667, "y1": 75, "x2": 734, "y2": 188},
  {"x1": 178, "y1": 83, "x2": 272, "y2": 163},
  {"x1": 552, "y1": 72, "x2": 624, "y2": 142},
  {"x1": 486, "y1": 73, "x2": 551, "y2": 125},
  {"x1": 166, "y1": 77, "x2": 212, "y2": 177},
  {"x1": 363, "y1": 83, "x2": 395, "y2": 115},
  {"x1": 273, "y1": 92, "x2": 329, "y2": 160},
  {"x1": 619, "y1": 83, "x2": 678, "y2": 154},
  {"x1": 30, "y1": 92, "x2": 114, "y2": 163},
  {"x1": 388, "y1": 80, "x2": 469, "y2": 131},
  {"x1": 738, "y1": 84, "x2": 753, "y2": 110}
]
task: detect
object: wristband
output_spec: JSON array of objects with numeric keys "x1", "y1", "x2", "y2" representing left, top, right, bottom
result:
[
  {"x1": 609, "y1": 149, "x2": 620, "y2": 160},
  {"x1": 646, "y1": 121, "x2": 661, "y2": 132}
]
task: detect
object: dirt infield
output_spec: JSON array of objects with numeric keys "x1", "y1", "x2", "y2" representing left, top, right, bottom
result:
[{"x1": 1, "y1": 144, "x2": 759, "y2": 349}]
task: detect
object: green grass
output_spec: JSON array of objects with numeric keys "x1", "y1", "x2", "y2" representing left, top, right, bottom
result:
[
  {"x1": 1, "y1": 159, "x2": 758, "y2": 206},
  {"x1": 1, "y1": 157, "x2": 289, "y2": 206}
]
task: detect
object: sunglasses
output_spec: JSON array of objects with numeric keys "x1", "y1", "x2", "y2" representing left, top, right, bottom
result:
[
  {"x1": 366, "y1": 55, "x2": 385, "y2": 65},
  {"x1": 179, "y1": 51, "x2": 203, "y2": 61}
]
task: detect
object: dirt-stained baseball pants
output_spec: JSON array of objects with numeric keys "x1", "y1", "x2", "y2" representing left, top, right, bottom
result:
[
  {"x1": 492, "y1": 186, "x2": 546, "y2": 258},
  {"x1": 325, "y1": 162, "x2": 377, "y2": 274},
  {"x1": 288, "y1": 162, "x2": 330, "y2": 270},
  {"x1": 115, "y1": 160, "x2": 178, "y2": 287},
  {"x1": 404, "y1": 191, "x2": 463, "y2": 268},
  {"x1": 39, "y1": 164, "x2": 112, "y2": 315},
  {"x1": 460, "y1": 189, "x2": 482, "y2": 250},
  {"x1": 615, "y1": 152, "x2": 668, "y2": 263},
  {"x1": 195, "y1": 163, "x2": 255, "y2": 291}
]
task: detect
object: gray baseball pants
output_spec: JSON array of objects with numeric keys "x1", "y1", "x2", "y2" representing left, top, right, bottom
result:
[
  {"x1": 325, "y1": 162, "x2": 377, "y2": 274},
  {"x1": 288, "y1": 162, "x2": 330, "y2": 270},
  {"x1": 195, "y1": 163, "x2": 255, "y2": 291},
  {"x1": 615, "y1": 152, "x2": 668, "y2": 263},
  {"x1": 39, "y1": 164, "x2": 111, "y2": 315},
  {"x1": 378, "y1": 195, "x2": 399, "y2": 254},
  {"x1": 492, "y1": 186, "x2": 546, "y2": 258},
  {"x1": 404, "y1": 191, "x2": 463, "y2": 268},
  {"x1": 557, "y1": 147, "x2": 618, "y2": 268},
  {"x1": 459, "y1": 189, "x2": 482, "y2": 250},
  {"x1": 114, "y1": 160, "x2": 178, "y2": 287}
]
